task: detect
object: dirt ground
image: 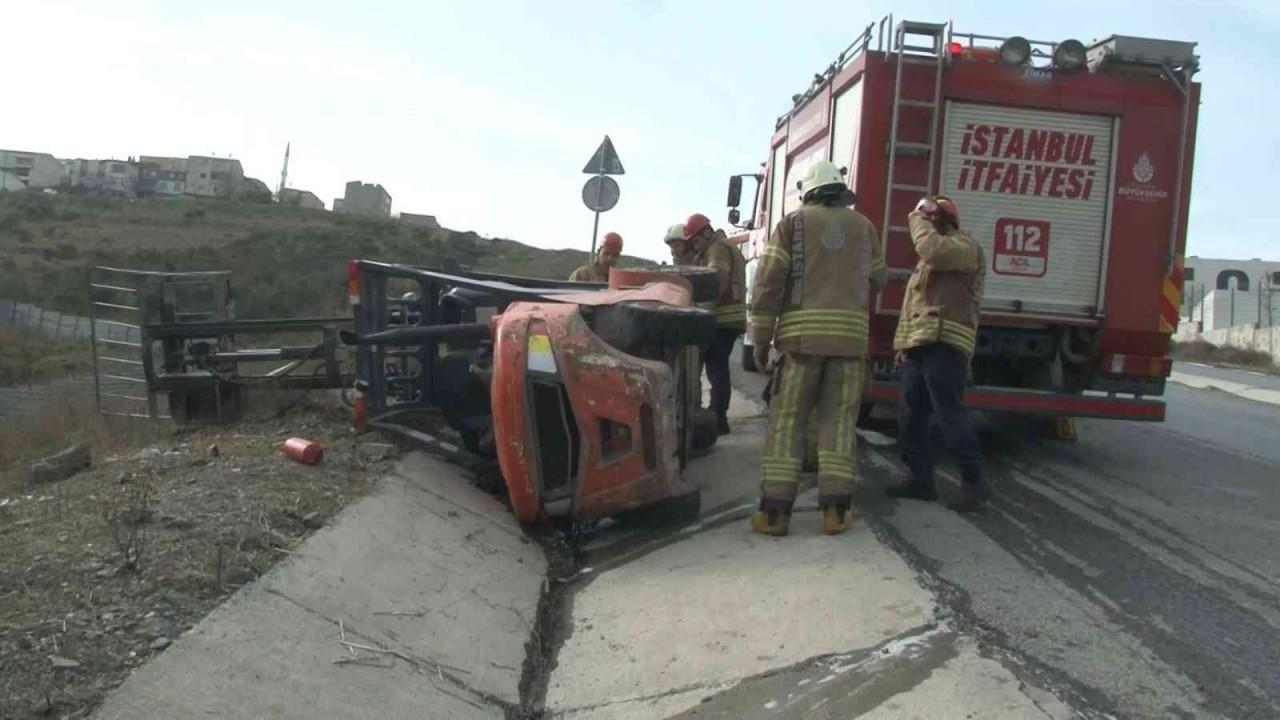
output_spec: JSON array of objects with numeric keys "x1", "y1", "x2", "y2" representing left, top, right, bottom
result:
[
  {"x1": 0, "y1": 400, "x2": 390, "y2": 719},
  {"x1": 1172, "y1": 338, "x2": 1278, "y2": 374}
]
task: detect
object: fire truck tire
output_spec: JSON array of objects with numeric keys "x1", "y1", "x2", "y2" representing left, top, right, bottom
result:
[{"x1": 615, "y1": 301, "x2": 717, "y2": 349}]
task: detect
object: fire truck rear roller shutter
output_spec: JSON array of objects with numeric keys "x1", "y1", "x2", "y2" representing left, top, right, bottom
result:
[{"x1": 938, "y1": 102, "x2": 1115, "y2": 317}]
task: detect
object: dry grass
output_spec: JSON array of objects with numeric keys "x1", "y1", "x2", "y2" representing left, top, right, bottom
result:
[
  {"x1": 1171, "y1": 339, "x2": 1279, "y2": 374},
  {"x1": 0, "y1": 391, "x2": 159, "y2": 492},
  {"x1": 0, "y1": 192, "x2": 648, "y2": 320},
  {"x1": 0, "y1": 400, "x2": 383, "y2": 719},
  {"x1": 0, "y1": 325, "x2": 93, "y2": 386}
]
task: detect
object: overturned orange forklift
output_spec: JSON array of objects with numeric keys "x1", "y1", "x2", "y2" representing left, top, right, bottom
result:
[{"x1": 347, "y1": 261, "x2": 721, "y2": 524}]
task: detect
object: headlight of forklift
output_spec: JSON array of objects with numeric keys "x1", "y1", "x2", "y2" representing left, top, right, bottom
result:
[
  {"x1": 1053, "y1": 39, "x2": 1087, "y2": 71},
  {"x1": 999, "y1": 36, "x2": 1031, "y2": 65},
  {"x1": 526, "y1": 322, "x2": 558, "y2": 375}
]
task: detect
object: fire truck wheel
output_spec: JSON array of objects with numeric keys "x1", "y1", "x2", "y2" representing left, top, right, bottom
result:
[{"x1": 618, "y1": 301, "x2": 717, "y2": 349}]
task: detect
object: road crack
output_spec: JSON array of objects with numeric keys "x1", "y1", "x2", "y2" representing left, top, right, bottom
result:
[{"x1": 263, "y1": 587, "x2": 515, "y2": 714}]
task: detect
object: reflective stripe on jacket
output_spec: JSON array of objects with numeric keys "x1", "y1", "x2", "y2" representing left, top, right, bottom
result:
[
  {"x1": 892, "y1": 212, "x2": 985, "y2": 358},
  {"x1": 696, "y1": 230, "x2": 747, "y2": 330},
  {"x1": 750, "y1": 203, "x2": 885, "y2": 357}
]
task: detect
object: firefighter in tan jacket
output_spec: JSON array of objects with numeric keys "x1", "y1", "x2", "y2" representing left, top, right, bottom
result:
[
  {"x1": 749, "y1": 160, "x2": 886, "y2": 536},
  {"x1": 887, "y1": 196, "x2": 989, "y2": 513},
  {"x1": 569, "y1": 232, "x2": 623, "y2": 282},
  {"x1": 684, "y1": 213, "x2": 747, "y2": 435}
]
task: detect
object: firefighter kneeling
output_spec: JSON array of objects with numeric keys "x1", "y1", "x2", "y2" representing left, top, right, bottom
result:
[{"x1": 749, "y1": 160, "x2": 886, "y2": 536}]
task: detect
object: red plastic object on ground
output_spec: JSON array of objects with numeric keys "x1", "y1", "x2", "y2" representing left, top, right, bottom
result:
[{"x1": 282, "y1": 437, "x2": 324, "y2": 465}]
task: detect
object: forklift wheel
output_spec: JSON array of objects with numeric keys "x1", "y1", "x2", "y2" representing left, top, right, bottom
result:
[
  {"x1": 612, "y1": 265, "x2": 720, "y2": 305},
  {"x1": 594, "y1": 301, "x2": 717, "y2": 351}
]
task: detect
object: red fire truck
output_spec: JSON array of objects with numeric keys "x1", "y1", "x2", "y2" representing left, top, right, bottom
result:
[{"x1": 727, "y1": 19, "x2": 1199, "y2": 422}]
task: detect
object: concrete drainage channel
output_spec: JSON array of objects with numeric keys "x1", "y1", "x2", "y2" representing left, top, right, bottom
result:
[
  {"x1": 92, "y1": 387, "x2": 1077, "y2": 719},
  {"x1": 514, "y1": 500, "x2": 762, "y2": 719}
]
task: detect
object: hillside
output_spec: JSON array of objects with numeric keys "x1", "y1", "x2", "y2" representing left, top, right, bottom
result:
[{"x1": 0, "y1": 193, "x2": 644, "y2": 319}]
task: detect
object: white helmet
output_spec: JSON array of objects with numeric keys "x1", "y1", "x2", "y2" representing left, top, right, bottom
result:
[
  {"x1": 663, "y1": 223, "x2": 687, "y2": 245},
  {"x1": 797, "y1": 160, "x2": 847, "y2": 198}
]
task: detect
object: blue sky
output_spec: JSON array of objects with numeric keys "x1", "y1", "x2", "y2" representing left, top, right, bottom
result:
[{"x1": 3, "y1": 1, "x2": 1276, "y2": 263}]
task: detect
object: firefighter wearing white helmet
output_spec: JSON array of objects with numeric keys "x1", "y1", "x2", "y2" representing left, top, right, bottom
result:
[
  {"x1": 663, "y1": 224, "x2": 694, "y2": 266},
  {"x1": 749, "y1": 159, "x2": 886, "y2": 536}
]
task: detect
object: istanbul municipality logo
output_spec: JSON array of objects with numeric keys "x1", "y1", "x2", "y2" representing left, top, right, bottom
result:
[
  {"x1": 1133, "y1": 153, "x2": 1155, "y2": 183},
  {"x1": 1118, "y1": 151, "x2": 1167, "y2": 203}
]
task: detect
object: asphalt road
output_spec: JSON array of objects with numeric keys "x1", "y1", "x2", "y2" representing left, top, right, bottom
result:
[
  {"x1": 772, "y1": 362, "x2": 1279, "y2": 719},
  {"x1": 1173, "y1": 361, "x2": 1280, "y2": 392}
]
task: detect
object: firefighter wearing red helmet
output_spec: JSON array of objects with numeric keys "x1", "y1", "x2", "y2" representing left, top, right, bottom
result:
[
  {"x1": 684, "y1": 212, "x2": 747, "y2": 435},
  {"x1": 887, "y1": 195, "x2": 989, "y2": 513},
  {"x1": 569, "y1": 232, "x2": 623, "y2": 282},
  {"x1": 748, "y1": 160, "x2": 886, "y2": 536}
]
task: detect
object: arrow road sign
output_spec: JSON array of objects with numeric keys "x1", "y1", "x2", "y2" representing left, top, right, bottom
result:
[
  {"x1": 582, "y1": 135, "x2": 625, "y2": 175},
  {"x1": 582, "y1": 175, "x2": 620, "y2": 212}
]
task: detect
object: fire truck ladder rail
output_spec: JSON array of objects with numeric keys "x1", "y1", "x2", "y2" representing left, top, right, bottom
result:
[{"x1": 881, "y1": 20, "x2": 947, "y2": 253}]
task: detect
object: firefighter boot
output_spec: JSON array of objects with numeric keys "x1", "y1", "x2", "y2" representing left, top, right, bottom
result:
[
  {"x1": 750, "y1": 497, "x2": 792, "y2": 537},
  {"x1": 820, "y1": 497, "x2": 854, "y2": 535},
  {"x1": 717, "y1": 413, "x2": 731, "y2": 436}
]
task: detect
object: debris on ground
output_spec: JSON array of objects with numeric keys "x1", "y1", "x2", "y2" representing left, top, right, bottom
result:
[
  {"x1": 27, "y1": 444, "x2": 92, "y2": 486},
  {"x1": 281, "y1": 437, "x2": 324, "y2": 465},
  {"x1": 357, "y1": 442, "x2": 399, "y2": 462},
  {"x1": 0, "y1": 400, "x2": 382, "y2": 719}
]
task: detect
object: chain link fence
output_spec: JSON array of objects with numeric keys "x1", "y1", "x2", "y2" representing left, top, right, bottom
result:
[
  {"x1": 0, "y1": 297, "x2": 142, "y2": 344},
  {"x1": 0, "y1": 297, "x2": 143, "y2": 422}
]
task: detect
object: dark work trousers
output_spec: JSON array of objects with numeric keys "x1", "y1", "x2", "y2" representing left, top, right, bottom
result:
[
  {"x1": 897, "y1": 343, "x2": 986, "y2": 489},
  {"x1": 703, "y1": 328, "x2": 742, "y2": 420}
]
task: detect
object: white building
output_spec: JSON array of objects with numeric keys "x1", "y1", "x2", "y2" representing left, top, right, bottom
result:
[
  {"x1": 139, "y1": 156, "x2": 188, "y2": 197},
  {"x1": 1187, "y1": 288, "x2": 1280, "y2": 331},
  {"x1": 0, "y1": 149, "x2": 64, "y2": 190},
  {"x1": 279, "y1": 188, "x2": 325, "y2": 210},
  {"x1": 185, "y1": 156, "x2": 244, "y2": 199},
  {"x1": 63, "y1": 158, "x2": 139, "y2": 195},
  {"x1": 1181, "y1": 257, "x2": 1280, "y2": 318}
]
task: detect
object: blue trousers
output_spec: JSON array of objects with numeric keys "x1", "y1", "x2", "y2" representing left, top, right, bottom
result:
[
  {"x1": 702, "y1": 328, "x2": 741, "y2": 419},
  {"x1": 897, "y1": 343, "x2": 986, "y2": 489}
]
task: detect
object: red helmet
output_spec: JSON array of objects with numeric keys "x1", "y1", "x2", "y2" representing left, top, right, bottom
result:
[
  {"x1": 934, "y1": 195, "x2": 960, "y2": 225},
  {"x1": 683, "y1": 213, "x2": 711, "y2": 240},
  {"x1": 601, "y1": 232, "x2": 623, "y2": 254}
]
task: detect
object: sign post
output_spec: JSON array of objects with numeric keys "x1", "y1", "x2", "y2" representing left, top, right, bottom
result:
[{"x1": 582, "y1": 135, "x2": 625, "y2": 256}]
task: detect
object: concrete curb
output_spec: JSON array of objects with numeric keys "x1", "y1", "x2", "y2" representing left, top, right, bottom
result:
[
  {"x1": 1169, "y1": 370, "x2": 1280, "y2": 406},
  {"x1": 93, "y1": 452, "x2": 547, "y2": 719}
]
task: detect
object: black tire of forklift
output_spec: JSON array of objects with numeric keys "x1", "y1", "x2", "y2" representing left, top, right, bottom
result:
[
  {"x1": 635, "y1": 265, "x2": 720, "y2": 305},
  {"x1": 597, "y1": 301, "x2": 717, "y2": 351}
]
